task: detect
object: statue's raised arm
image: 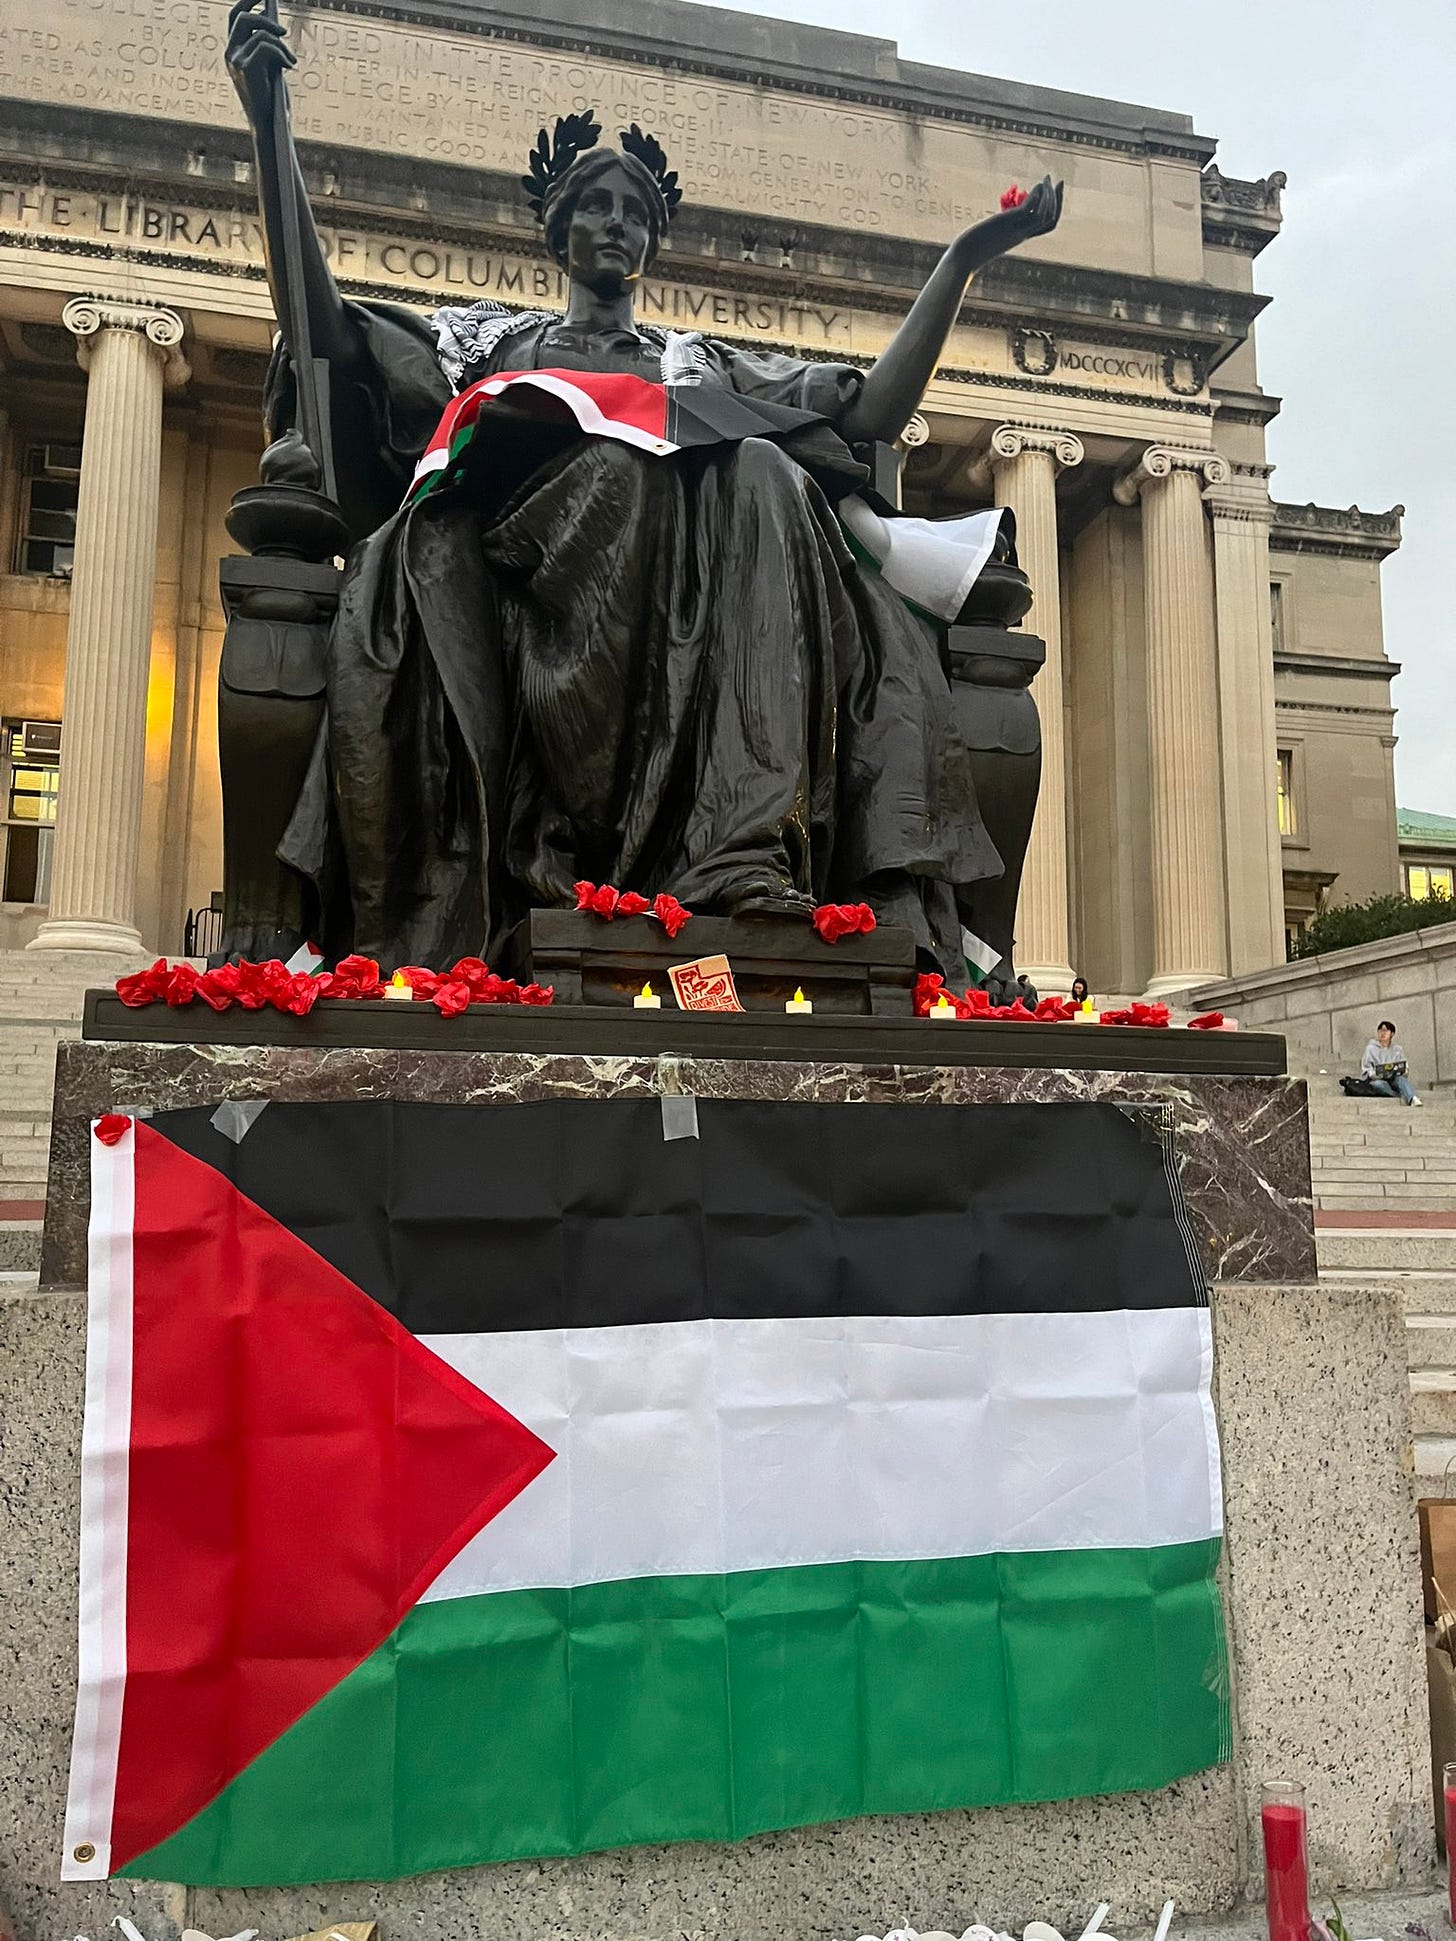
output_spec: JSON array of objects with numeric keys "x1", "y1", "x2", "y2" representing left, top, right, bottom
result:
[
  {"x1": 838, "y1": 177, "x2": 1064, "y2": 446},
  {"x1": 225, "y1": 0, "x2": 362, "y2": 383}
]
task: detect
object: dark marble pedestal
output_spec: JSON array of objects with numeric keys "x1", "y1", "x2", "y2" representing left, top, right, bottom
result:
[{"x1": 42, "y1": 1031, "x2": 1315, "y2": 1290}]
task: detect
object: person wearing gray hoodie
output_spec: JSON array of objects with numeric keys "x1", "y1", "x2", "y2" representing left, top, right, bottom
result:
[{"x1": 1361, "y1": 1020, "x2": 1423, "y2": 1105}]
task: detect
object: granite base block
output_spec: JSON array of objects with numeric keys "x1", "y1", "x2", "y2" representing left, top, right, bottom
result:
[
  {"x1": 40, "y1": 1041, "x2": 1316, "y2": 1289},
  {"x1": 1, "y1": 1268, "x2": 1427, "y2": 1939},
  {"x1": 1214, "y1": 1281, "x2": 1433, "y2": 1893}
]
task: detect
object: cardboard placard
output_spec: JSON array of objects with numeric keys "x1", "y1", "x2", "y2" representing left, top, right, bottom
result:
[
  {"x1": 668, "y1": 954, "x2": 745, "y2": 1012},
  {"x1": 1419, "y1": 1498, "x2": 1456, "y2": 1622}
]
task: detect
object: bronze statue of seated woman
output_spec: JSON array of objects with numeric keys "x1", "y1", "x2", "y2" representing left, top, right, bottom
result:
[{"x1": 222, "y1": 0, "x2": 1063, "y2": 980}]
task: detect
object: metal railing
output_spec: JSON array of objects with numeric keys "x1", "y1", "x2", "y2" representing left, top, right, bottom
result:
[{"x1": 183, "y1": 898, "x2": 224, "y2": 960}]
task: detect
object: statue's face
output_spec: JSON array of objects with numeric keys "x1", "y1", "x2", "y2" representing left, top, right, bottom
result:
[{"x1": 564, "y1": 163, "x2": 653, "y2": 293}]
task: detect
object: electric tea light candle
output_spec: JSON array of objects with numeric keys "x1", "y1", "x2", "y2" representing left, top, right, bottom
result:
[
  {"x1": 633, "y1": 981, "x2": 662, "y2": 1010},
  {"x1": 785, "y1": 987, "x2": 813, "y2": 1014},
  {"x1": 384, "y1": 970, "x2": 413, "y2": 1002}
]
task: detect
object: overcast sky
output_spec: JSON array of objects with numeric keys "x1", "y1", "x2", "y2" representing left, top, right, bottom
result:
[{"x1": 714, "y1": 0, "x2": 1455, "y2": 814}]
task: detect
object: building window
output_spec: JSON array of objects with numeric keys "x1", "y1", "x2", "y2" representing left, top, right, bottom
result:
[
  {"x1": 1, "y1": 718, "x2": 61, "y2": 904},
  {"x1": 1270, "y1": 581, "x2": 1286, "y2": 652},
  {"x1": 15, "y1": 443, "x2": 82, "y2": 578},
  {"x1": 1406, "y1": 863, "x2": 1454, "y2": 901},
  {"x1": 1276, "y1": 749, "x2": 1297, "y2": 838}
]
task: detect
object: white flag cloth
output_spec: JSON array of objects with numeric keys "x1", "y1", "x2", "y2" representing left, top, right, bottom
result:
[{"x1": 838, "y1": 498, "x2": 1006, "y2": 623}]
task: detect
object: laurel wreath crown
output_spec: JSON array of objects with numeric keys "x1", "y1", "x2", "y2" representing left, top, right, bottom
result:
[{"x1": 521, "y1": 113, "x2": 682, "y2": 224}]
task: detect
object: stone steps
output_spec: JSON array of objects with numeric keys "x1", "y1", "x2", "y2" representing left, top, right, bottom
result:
[
  {"x1": 1306, "y1": 1078, "x2": 1456, "y2": 1210},
  {"x1": 1312, "y1": 1157, "x2": 1456, "y2": 1178},
  {"x1": 1319, "y1": 1230, "x2": 1456, "y2": 1481},
  {"x1": 0, "y1": 948, "x2": 126, "y2": 1200}
]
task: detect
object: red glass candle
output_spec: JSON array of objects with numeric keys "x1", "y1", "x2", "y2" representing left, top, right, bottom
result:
[
  {"x1": 1261, "y1": 1779, "x2": 1310, "y2": 1941},
  {"x1": 1444, "y1": 1759, "x2": 1456, "y2": 1923}
]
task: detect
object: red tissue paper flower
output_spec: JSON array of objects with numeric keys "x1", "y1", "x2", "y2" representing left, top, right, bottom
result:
[
  {"x1": 321, "y1": 954, "x2": 384, "y2": 1000},
  {"x1": 393, "y1": 965, "x2": 440, "y2": 997},
  {"x1": 431, "y1": 979, "x2": 473, "y2": 1018},
  {"x1": 812, "y1": 903, "x2": 877, "y2": 944},
  {"x1": 1100, "y1": 1001, "x2": 1171, "y2": 1029},
  {"x1": 1186, "y1": 1010, "x2": 1226, "y2": 1031},
  {"x1": 1000, "y1": 183, "x2": 1029, "y2": 211},
  {"x1": 207, "y1": 960, "x2": 267, "y2": 1010},
  {"x1": 651, "y1": 892, "x2": 691, "y2": 939},
  {"x1": 281, "y1": 970, "x2": 322, "y2": 1017},
  {"x1": 163, "y1": 962, "x2": 201, "y2": 1007},
  {"x1": 94, "y1": 1113, "x2": 131, "y2": 1147},
  {"x1": 1034, "y1": 996, "x2": 1079, "y2": 1022},
  {"x1": 116, "y1": 960, "x2": 172, "y2": 1008}
]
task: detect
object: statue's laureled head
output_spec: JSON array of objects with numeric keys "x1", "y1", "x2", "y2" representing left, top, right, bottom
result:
[{"x1": 523, "y1": 114, "x2": 682, "y2": 279}]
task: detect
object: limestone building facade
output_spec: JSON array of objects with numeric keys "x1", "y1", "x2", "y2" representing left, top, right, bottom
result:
[{"x1": 0, "y1": 0, "x2": 1407, "y2": 990}]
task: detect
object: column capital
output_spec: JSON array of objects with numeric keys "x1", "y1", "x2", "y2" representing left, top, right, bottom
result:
[
  {"x1": 966, "y1": 423, "x2": 1083, "y2": 494},
  {"x1": 989, "y1": 422, "x2": 1085, "y2": 470},
  {"x1": 62, "y1": 296, "x2": 190, "y2": 389},
  {"x1": 1113, "y1": 444, "x2": 1230, "y2": 505},
  {"x1": 1202, "y1": 462, "x2": 1276, "y2": 526}
]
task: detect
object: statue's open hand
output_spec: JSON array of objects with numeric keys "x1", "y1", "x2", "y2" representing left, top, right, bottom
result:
[
  {"x1": 962, "y1": 175, "x2": 1064, "y2": 268},
  {"x1": 225, "y1": 0, "x2": 295, "y2": 124}
]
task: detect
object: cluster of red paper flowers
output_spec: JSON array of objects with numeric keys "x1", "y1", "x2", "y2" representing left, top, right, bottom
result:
[
  {"x1": 573, "y1": 882, "x2": 693, "y2": 939},
  {"x1": 116, "y1": 957, "x2": 324, "y2": 1017},
  {"x1": 913, "y1": 977, "x2": 1187, "y2": 1029},
  {"x1": 1000, "y1": 184, "x2": 1030, "y2": 211},
  {"x1": 913, "y1": 974, "x2": 1072, "y2": 1022},
  {"x1": 115, "y1": 953, "x2": 553, "y2": 1019},
  {"x1": 381, "y1": 957, "x2": 554, "y2": 1014},
  {"x1": 811, "y1": 903, "x2": 877, "y2": 944},
  {"x1": 573, "y1": 884, "x2": 877, "y2": 949},
  {"x1": 1098, "y1": 1001, "x2": 1172, "y2": 1028}
]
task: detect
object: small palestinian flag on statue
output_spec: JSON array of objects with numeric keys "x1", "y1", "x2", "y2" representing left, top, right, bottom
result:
[
  {"x1": 405, "y1": 367, "x2": 823, "y2": 505},
  {"x1": 961, "y1": 924, "x2": 1003, "y2": 987},
  {"x1": 65, "y1": 1097, "x2": 1227, "y2": 1887}
]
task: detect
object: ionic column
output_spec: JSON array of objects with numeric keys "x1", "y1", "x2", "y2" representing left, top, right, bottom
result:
[
  {"x1": 983, "y1": 423, "x2": 1083, "y2": 990},
  {"x1": 29, "y1": 298, "x2": 188, "y2": 954},
  {"x1": 1204, "y1": 467, "x2": 1284, "y2": 975},
  {"x1": 1113, "y1": 446, "x2": 1230, "y2": 997}
]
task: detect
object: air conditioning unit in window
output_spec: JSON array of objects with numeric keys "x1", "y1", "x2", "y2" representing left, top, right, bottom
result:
[{"x1": 20, "y1": 720, "x2": 61, "y2": 759}]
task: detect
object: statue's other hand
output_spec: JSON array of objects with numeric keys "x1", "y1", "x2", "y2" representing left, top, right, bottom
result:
[
  {"x1": 993, "y1": 175, "x2": 1064, "y2": 247},
  {"x1": 961, "y1": 175, "x2": 1064, "y2": 268},
  {"x1": 225, "y1": 0, "x2": 295, "y2": 124}
]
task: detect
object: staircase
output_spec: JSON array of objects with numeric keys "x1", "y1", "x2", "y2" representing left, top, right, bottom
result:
[
  {"x1": 0, "y1": 949, "x2": 146, "y2": 1273},
  {"x1": 1306, "y1": 1074, "x2": 1456, "y2": 1212},
  {"x1": 1304, "y1": 1073, "x2": 1456, "y2": 1486},
  {"x1": 1316, "y1": 1224, "x2": 1456, "y2": 1487}
]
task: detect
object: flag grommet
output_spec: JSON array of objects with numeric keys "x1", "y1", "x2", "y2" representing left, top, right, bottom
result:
[{"x1": 72, "y1": 1843, "x2": 95, "y2": 1864}]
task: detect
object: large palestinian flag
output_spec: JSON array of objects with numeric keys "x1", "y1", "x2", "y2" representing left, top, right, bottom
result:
[
  {"x1": 64, "y1": 1097, "x2": 1227, "y2": 1887},
  {"x1": 406, "y1": 367, "x2": 824, "y2": 504}
]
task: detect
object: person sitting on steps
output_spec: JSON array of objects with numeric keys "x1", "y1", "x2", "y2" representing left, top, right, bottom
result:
[{"x1": 1361, "y1": 1019, "x2": 1423, "y2": 1106}]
